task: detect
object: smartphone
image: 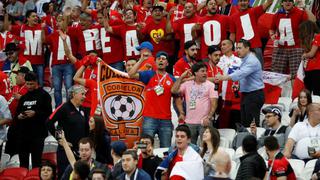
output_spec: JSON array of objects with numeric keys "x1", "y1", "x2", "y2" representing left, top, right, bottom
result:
[
  {"x1": 55, "y1": 126, "x2": 63, "y2": 140},
  {"x1": 308, "y1": 147, "x2": 316, "y2": 155},
  {"x1": 136, "y1": 142, "x2": 147, "y2": 149}
]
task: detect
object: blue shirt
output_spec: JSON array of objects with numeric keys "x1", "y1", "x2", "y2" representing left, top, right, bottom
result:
[{"x1": 229, "y1": 53, "x2": 264, "y2": 92}]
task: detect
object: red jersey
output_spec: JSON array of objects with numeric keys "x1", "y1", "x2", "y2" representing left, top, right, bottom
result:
[
  {"x1": 8, "y1": 84, "x2": 28, "y2": 116},
  {"x1": 99, "y1": 25, "x2": 124, "y2": 64},
  {"x1": 271, "y1": 7, "x2": 308, "y2": 48},
  {"x1": 139, "y1": 57, "x2": 157, "y2": 71},
  {"x1": 168, "y1": 154, "x2": 183, "y2": 179},
  {"x1": 306, "y1": 34, "x2": 320, "y2": 71},
  {"x1": 21, "y1": 24, "x2": 44, "y2": 64},
  {"x1": 46, "y1": 31, "x2": 72, "y2": 66},
  {"x1": 41, "y1": 15, "x2": 57, "y2": 33},
  {"x1": 112, "y1": 24, "x2": 140, "y2": 60},
  {"x1": 85, "y1": 79, "x2": 98, "y2": 117},
  {"x1": 267, "y1": 152, "x2": 296, "y2": 180},
  {"x1": 138, "y1": 71, "x2": 176, "y2": 119},
  {"x1": 167, "y1": 3, "x2": 185, "y2": 22},
  {"x1": 173, "y1": 16, "x2": 200, "y2": 58},
  {"x1": 173, "y1": 56, "x2": 197, "y2": 77},
  {"x1": 0, "y1": 31, "x2": 16, "y2": 52},
  {"x1": 68, "y1": 25, "x2": 102, "y2": 57},
  {"x1": 205, "y1": 62, "x2": 223, "y2": 93},
  {"x1": 230, "y1": 5, "x2": 265, "y2": 48},
  {"x1": 141, "y1": 18, "x2": 174, "y2": 56},
  {"x1": 133, "y1": 5, "x2": 152, "y2": 23},
  {"x1": 198, "y1": 14, "x2": 230, "y2": 59},
  {"x1": 0, "y1": 71, "x2": 11, "y2": 100}
]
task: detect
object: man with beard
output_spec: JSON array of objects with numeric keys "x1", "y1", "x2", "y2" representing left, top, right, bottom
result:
[
  {"x1": 229, "y1": 0, "x2": 273, "y2": 66},
  {"x1": 167, "y1": 2, "x2": 200, "y2": 58},
  {"x1": 191, "y1": 0, "x2": 230, "y2": 59},
  {"x1": 173, "y1": 40, "x2": 199, "y2": 78},
  {"x1": 47, "y1": 85, "x2": 89, "y2": 177},
  {"x1": 128, "y1": 51, "x2": 176, "y2": 148},
  {"x1": 171, "y1": 62, "x2": 218, "y2": 144}
]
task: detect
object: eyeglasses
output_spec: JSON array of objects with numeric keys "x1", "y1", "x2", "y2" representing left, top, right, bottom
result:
[
  {"x1": 265, "y1": 114, "x2": 275, "y2": 118},
  {"x1": 5, "y1": 51, "x2": 15, "y2": 56}
]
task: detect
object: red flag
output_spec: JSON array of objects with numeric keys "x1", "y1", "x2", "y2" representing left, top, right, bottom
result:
[
  {"x1": 292, "y1": 61, "x2": 305, "y2": 99},
  {"x1": 263, "y1": 71, "x2": 290, "y2": 104}
]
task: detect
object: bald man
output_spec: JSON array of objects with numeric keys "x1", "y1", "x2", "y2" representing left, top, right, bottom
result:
[
  {"x1": 284, "y1": 103, "x2": 320, "y2": 160},
  {"x1": 205, "y1": 149, "x2": 232, "y2": 179}
]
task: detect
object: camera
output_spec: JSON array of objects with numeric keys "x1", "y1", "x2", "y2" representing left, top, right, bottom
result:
[
  {"x1": 136, "y1": 142, "x2": 147, "y2": 149},
  {"x1": 308, "y1": 146, "x2": 316, "y2": 156}
]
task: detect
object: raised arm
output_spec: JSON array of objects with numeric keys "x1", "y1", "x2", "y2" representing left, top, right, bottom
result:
[
  {"x1": 262, "y1": 0, "x2": 273, "y2": 11},
  {"x1": 128, "y1": 57, "x2": 147, "y2": 79},
  {"x1": 59, "y1": 30, "x2": 77, "y2": 64},
  {"x1": 73, "y1": 65, "x2": 86, "y2": 86}
]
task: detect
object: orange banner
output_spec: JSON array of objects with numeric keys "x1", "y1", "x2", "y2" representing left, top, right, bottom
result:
[{"x1": 98, "y1": 62, "x2": 145, "y2": 148}]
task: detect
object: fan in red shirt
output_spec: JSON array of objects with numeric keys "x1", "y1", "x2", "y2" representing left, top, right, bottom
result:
[
  {"x1": 45, "y1": 15, "x2": 74, "y2": 107},
  {"x1": 300, "y1": 21, "x2": 320, "y2": 96},
  {"x1": 270, "y1": 1, "x2": 315, "y2": 79},
  {"x1": 133, "y1": 0, "x2": 153, "y2": 23},
  {"x1": 167, "y1": 0, "x2": 186, "y2": 23},
  {"x1": 168, "y1": 2, "x2": 200, "y2": 58},
  {"x1": 105, "y1": 9, "x2": 141, "y2": 61},
  {"x1": 96, "y1": 10, "x2": 125, "y2": 71},
  {"x1": 229, "y1": 0, "x2": 273, "y2": 65},
  {"x1": 205, "y1": 45, "x2": 223, "y2": 91},
  {"x1": 41, "y1": 2, "x2": 56, "y2": 35},
  {"x1": 0, "y1": 14, "x2": 17, "y2": 68},
  {"x1": 73, "y1": 58, "x2": 100, "y2": 119},
  {"x1": 264, "y1": 136, "x2": 296, "y2": 180},
  {"x1": 0, "y1": 70, "x2": 11, "y2": 100},
  {"x1": 173, "y1": 40, "x2": 199, "y2": 78},
  {"x1": 20, "y1": 10, "x2": 45, "y2": 86},
  {"x1": 68, "y1": 13, "x2": 102, "y2": 59},
  {"x1": 191, "y1": 0, "x2": 230, "y2": 59},
  {"x1": 7, "y1": 67, "x2": 29, "y2": 116},
  {"x1": 136, "y1": 41, "x2": 157, "y2": 71}
]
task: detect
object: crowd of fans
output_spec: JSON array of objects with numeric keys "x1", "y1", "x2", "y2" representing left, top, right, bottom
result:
[{"x1": 0, "y1": 0, "x2": 320, "y2": 179}]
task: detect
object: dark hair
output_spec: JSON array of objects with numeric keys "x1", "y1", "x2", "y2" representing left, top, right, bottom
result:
[
  {"x1": 200, "y1": 126, "x2": 220, "y2": 158},
  {"x1": 298, "y1": 89, "x2": 312, "y2": 108},
  {"x1": 25, "y1": 72, "x2": 38, "y2": 82},
  {"x1": 92, "y1": 116, "x2": 108, "y2": 148},
  {"x1": 206, "y1": 0, "x2": 216, "y2": 5},
  {"x1": 264, "y1": 136, "x2": 279, "y2": 151},
  {"x1": 175, "y1": 124, "x2": 191, "y2": 139},
  {"x1": 78, "y1": 137, "x2": 95, "y2": 149},
  {"x1": 91, "y1": 168, "x2": 106, "y2": 179},
  {"x1": 238, "y1": 39, "x2": 251, "y2": 48},
  {"x1": 73, "y1": 160, "x2": 90, "y2": 180},
  {"x1": 184, "y1": 40, "x2": 197, "y2": 50},
  {"x1": 42, "y1": 2, "x2": 50, "y2": 13},
  {"x1": 191, "y1": 62, "x2": 207, "y2": 75},
  {"x1": 39, "y1": 160, "x2": 56, "y2": 180},
  {"x1": 140, "y1": 134, "x2": 154, "y2": 146},
  {"x1": 299, "y1": 20, "x2": 320, "y2": 51},
  {"x1": 124, "y1": 8, "x2": 137, "y2": 16},
  {"x1": 122, "y1": 150, "x2": 138, "y2": 160},
  {"x1": 25, "y1": 10, "x2": 37, "y2": 19},
  {"x1": 242, "y1": 135, "x2": 258, "y2": 153},
  {"x1": 207, "y1": 45, "x2": 221, "y2": 55}
]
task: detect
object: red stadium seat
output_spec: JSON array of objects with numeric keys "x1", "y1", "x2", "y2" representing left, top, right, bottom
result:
[
  {"x1": 41, "y1": 152, "x2": 57, "y2": 166},
  {"x1": 0, "y1": 175, "x2": 21, "y2": 180},
  {"x1": 0, "y1": 167, "x2": 28, "y2": 180}
]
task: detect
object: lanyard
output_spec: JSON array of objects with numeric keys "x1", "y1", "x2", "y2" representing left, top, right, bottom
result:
[
  {"x1": 190, "y1": 81, "x2": 204, "y2": 101},
  {"x1": 268, "y1": 125, "x2": 282, "y2": 136},
  {"x1": 208, "y1": 63, "x2": 219, "y2": 77},
  {"x1": 267, "y1": 151, "x2": 280, "y2": 180},
  {"x1": 156, "y1": 72, "x2": 167, "y2": 86}
]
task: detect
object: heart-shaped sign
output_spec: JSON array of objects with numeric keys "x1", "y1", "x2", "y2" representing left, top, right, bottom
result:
[{"x1": 150, "y1": 29, "x2": 164, "y2": 44}]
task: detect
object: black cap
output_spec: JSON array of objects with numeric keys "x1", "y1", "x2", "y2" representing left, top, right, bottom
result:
[
  {"x1": 156, "y1": 51, "x2": 169, "y2": 59},
  {"x1": 262, "y1": 106, "x2": 282, "y2": 118},
  {"x1": 16, "y1": 66, "x2": 30, "y2": 74},
  {"x1": 4, "y1": 43, "x2": 19, "y2": 52},
  {"x1": 208, "y1": 45, "x2": 221, "y2": 55},
  {"x1": 184, "y1": 40, "x2": 197, "y2": 50},
  {"x1": 152, "y1": 4, "x2": 164, "y2": 11}
]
